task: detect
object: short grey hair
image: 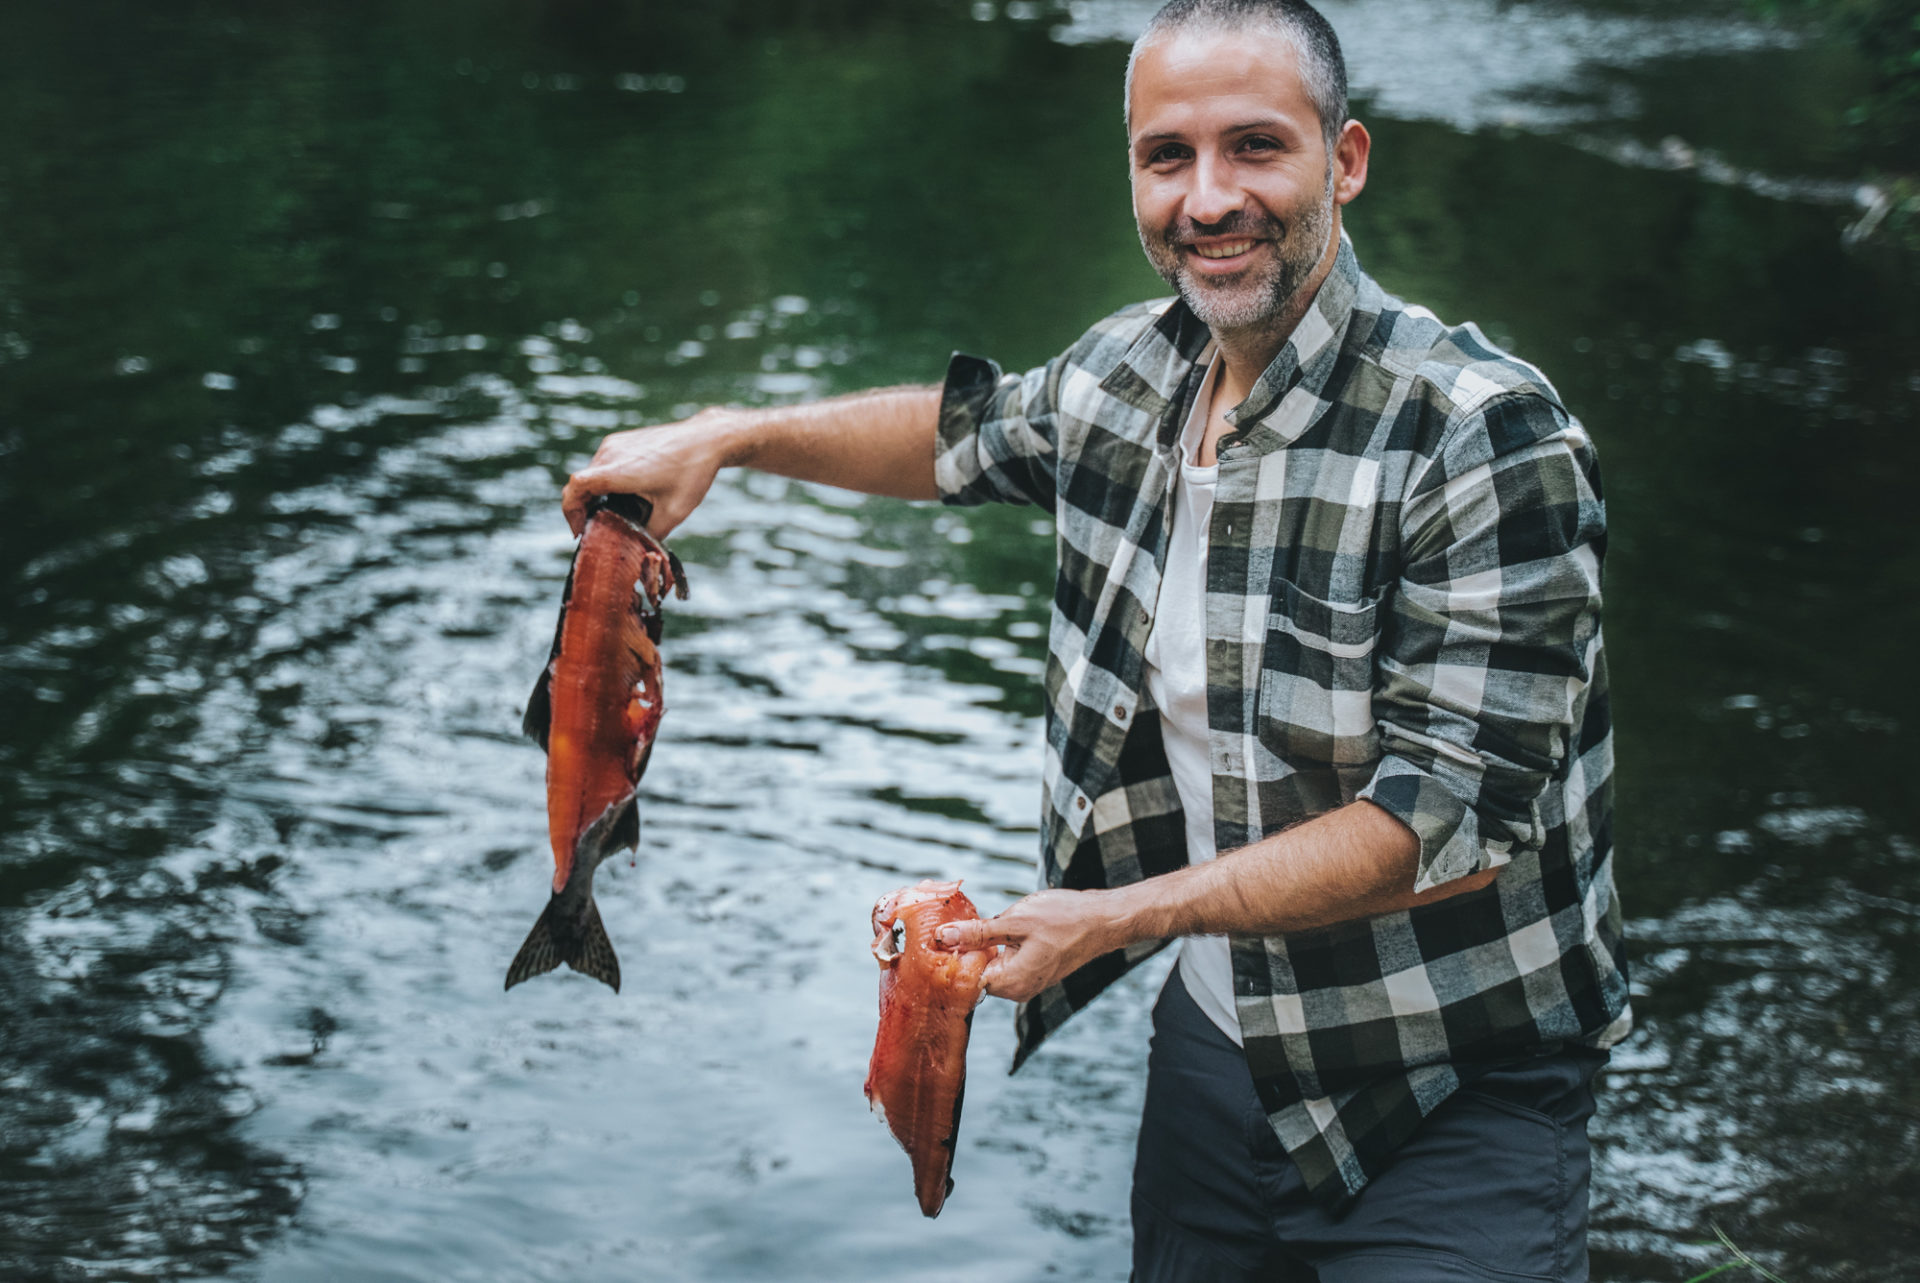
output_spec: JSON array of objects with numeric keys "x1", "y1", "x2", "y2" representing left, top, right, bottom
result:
[{"x1": 1124, "y1": 0, "x2": 1350, "y2": 153}]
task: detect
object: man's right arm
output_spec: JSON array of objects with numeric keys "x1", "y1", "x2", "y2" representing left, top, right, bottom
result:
[{"x1": 559, "y1": 384, "x2": 942, "y2": 537}]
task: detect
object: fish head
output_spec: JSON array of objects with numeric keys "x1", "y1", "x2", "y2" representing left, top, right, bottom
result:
[{"x1": 870, "y1": 879, "x2": 964, "y2": 967}]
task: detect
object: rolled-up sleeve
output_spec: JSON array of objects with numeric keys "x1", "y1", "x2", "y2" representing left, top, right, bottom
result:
[
  {"x1": 1358, "y1": 393, "x2": 1606, "y2": 893},
  {"x1": 933, "y1": 351, "x2": 1061, "y2": 510}
]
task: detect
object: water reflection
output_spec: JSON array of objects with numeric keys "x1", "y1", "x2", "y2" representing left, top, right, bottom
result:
[
  {"x1": 0, "y1": 0, "x2": 1916, "y2": 1279},
  {"x1": 1059, "y1": 0, "x2": 1802, "y2": 129}
]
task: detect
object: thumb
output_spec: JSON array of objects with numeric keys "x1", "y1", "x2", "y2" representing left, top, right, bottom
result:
[{"x1": 936, "y1": 919, "x2": 1016, "y2": 952}]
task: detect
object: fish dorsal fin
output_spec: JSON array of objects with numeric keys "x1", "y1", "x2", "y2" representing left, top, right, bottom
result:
[
  {"x1": 522, "y1": 670, "x2": 552, "y2": 751},
  {"x1": 522, "y1": 557, "x2": 580, "y2": 751}
]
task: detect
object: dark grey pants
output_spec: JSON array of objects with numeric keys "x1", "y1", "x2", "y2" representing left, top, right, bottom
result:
[{"x1": 1132, "y1": 961, "x2": 1605, "y2": 1282}]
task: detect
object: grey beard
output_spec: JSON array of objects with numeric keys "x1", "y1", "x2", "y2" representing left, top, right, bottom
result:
[{"x1": 1142, "y1": 180, "x2": 1335, "y2": 334}]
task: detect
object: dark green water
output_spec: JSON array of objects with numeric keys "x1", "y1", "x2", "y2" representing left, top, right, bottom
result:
[{"x1": 2, "y1": 1, "x2": 1916, "y2": 1279}]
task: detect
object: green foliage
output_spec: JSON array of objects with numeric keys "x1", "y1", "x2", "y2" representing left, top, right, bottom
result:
[
  {"x1": 1750, "y1": 0, "x2": 1920, "y2": 148},
  {"x1": 1881, "y1": 173, "x2": 1920, "y2": 251},
  {"x1": 1743, "y1": 0, "x2": 1920, "y2": 251}
]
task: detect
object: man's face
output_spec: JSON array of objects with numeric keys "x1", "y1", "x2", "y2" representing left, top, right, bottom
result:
[{"x1": 1127, "y1": 26, "x2": 1339, "y2": 334}]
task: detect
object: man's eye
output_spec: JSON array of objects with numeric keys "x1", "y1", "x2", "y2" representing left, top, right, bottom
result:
[
  {"x1": 1242, "y1": 136, "x2": 1280, "y2": 153},
  {"x1": 1148, "y1": 146, "x2": 1188, "y2": 165}
]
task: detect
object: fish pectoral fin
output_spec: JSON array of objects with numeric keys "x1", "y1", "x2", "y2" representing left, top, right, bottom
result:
[
  {"x1": 610, "y1": 795, "x2": 639, "y2": 852},
  {"x1": 666, "y1": 548, "x2": 689, "y2": 600},
  {"x1": 575, "y1": 790, "x2": 641, "y2": 866},
  {"x1": 523, "y1": 556, "x2": 578, "y2": 751}
]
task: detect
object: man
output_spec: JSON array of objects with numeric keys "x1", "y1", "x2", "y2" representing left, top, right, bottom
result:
[{"x1": 563, "y1": 0, "x2": 1629, "y2": 1277}]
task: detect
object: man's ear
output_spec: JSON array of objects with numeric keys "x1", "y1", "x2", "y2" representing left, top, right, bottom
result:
[{"x1": 1332, "y1": 120, "x2": 1371, "y2": 207}]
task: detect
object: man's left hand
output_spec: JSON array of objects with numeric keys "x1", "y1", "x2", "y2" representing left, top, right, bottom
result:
[{"x1": 936, "y1": 889, "x2": 1128, "y2": 1003}]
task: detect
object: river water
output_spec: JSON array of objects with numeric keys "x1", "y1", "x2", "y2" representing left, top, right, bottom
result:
[{"x1": 2, "y1": 2, "x2": 1916, "y2": 1279}]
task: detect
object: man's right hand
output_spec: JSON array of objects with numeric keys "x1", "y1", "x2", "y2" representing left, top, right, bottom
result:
[{"x1": 560, "y1": 407, "x2": 744, "y2": 538}]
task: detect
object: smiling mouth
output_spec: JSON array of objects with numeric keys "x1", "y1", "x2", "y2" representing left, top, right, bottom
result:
[{"x1": 1191, "y1": 240, "x2": 1257, "y2": 260}]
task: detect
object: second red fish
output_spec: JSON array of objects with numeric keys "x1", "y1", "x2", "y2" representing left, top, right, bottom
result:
[{"x1": 865, "y1": 880, "x2": 993, "y2": 1218}]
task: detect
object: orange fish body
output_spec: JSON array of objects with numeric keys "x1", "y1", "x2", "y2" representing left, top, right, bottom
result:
[
  {"x1": 865, "y1": 880, "x2": 992, "y2": 1217},
  {"x1": 508, "y1": 493, "x2": 686, "y2": 993}
]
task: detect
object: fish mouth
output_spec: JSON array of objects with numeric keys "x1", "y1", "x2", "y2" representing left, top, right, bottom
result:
[
  {"x1": 870, "y1": 879, "x2": 962, "y2": 965},
  {"x1": 872, "y1": 919, "x2": 905, "y2": 966}
]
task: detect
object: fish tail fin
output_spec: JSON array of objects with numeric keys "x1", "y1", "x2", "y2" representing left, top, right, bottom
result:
[
  {"x1": 504, "y1": 901, "x2": 563, "y2": 990},
  {"x1": 570, "y1": 896, "x2": 622, "y2": 991},
  {"x1": 504, "y1": 894, "x2": 622, "y2": 993}
]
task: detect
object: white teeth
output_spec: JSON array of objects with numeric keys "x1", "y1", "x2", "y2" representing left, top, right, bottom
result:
[{"x1": 1193, "y1": 240, "x2": 1255, "y2": 259}]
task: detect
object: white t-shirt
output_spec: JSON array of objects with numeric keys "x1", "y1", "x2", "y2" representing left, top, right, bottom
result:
[{"x1": 1141, "y1": 346, "x2": 1242, "y2": 1045}]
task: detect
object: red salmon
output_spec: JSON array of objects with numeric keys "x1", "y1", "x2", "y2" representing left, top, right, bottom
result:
[
  {"x1": 508, "y1": 492, "x2": 686, "y2": 993},
  {"x1": 865, "y1": 880, "x2": 993, "y2": 1217}
]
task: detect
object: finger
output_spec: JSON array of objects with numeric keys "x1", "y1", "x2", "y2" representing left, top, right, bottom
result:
[
  {"x1": 562, "y1": 468, "x2": 623, "y2": 537},
  {"x1": 560, "y1": 473, "x2": 596, "y2": 536},
  {"x1": 936, "y1": 920, "x2": 1018, "y2": 952},
  {"x1": 980, "y1": 956, "x2": 1004, "y2": 998},
  {"x1": 978, "y1": 956, "x2": 1031, "y2": 1004}
]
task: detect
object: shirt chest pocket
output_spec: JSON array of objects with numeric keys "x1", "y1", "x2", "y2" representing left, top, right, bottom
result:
[{"x1": 1257, "y1": 579, "x2": 1382, "y2": 767}]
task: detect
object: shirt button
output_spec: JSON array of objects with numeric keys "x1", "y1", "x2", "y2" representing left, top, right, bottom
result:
[
  {"x1": 1113, "y1": 704, "x2": 1128, "y2": 720},
  {"x1": 1074, "y1": 796, "x2": 1088, "y2": 811}
]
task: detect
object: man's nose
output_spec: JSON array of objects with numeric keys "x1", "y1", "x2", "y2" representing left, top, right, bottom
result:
[{"x1": 1186, "y1": 153, "x2": 1242, "y2": 226}]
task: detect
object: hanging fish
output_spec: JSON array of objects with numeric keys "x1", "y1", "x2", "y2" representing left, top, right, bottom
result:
[
  {"x1": 508, "y1": 492, "x2": 687, "y2": 993},
  {"x1": 865, "y1": 880, "x2": 994, "y2": 1217}
]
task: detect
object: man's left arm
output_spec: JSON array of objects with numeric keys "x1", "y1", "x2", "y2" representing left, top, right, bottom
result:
[{"x1": 943, "y1": 393, "x2": 1606, "y2": 1002}]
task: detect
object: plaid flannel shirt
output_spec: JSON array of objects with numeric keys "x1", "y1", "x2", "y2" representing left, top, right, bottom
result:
[{"x1": 934, "y1": 239, "x2": 1630, "y2": 1206}]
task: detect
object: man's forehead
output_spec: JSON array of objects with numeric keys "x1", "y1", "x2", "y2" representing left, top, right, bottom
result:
[{"x1": 1127, "y1": 25, "x2": 1315, "y2": 136}]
